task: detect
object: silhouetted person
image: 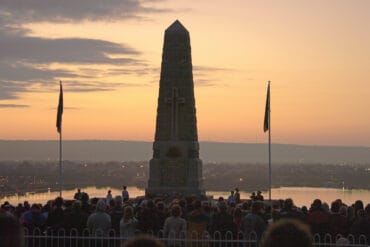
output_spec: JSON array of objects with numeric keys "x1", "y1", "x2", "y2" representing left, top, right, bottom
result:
[
  {"x1": 74, "y1": 188, "x2": 82, "y2": 200},
  {"x1": 234, "y1": 188, "x2": 241, "y2": 203},
  {"x1": 120, "y1": 206, "x2": 138, "y2": 238},
  {"x1": 260, "y1": 219, "x2": 312, "y2": 247},
  {"x1": 306, "y1": 199, "x2": 329, "y2": 236},
  {"x1": 137, "y1": 200, "x2": 160, "y2": 234},
  {"x1": 122, "y1": 186, "x2": 129, "y2": 202},
  {"x1": 87, "y1": 199, "x2": 111, "y2": 236},
  {"x1": 46, "y1": 197, "x2": 65, "y2": 234},
  {"x1": 80, "y1": 192, "x2": 91, "y2": 214},
  {"x1": 250, "y1": 192, "x2": 257, "y2": 201},
  {"x1": 328, "y1": 200, "x2": 348, "y2": 236},
  {"x1": 280, "y1": 198, "x2": 304, "y2": 221},
  {"x1": 211, "y1": 200, "x2": 237, "y2": 239},
  {"x1": 163, "y1": 204, "x2": 186, "y2": 246},
  {"x1": 186, "y1": 200, "x2": 209, "y2": 247},
  {"x1": 110, "y1": 196, "x2": 124, "y2": 234},
  {"x1": 106, "y1": 190, "x2": 113, "y2": 206},
  {"x1": 20, "y1": 203, "x2": 46, "y2": 233},
  {"x1": 14, "y1": 203, "x2": 25, "y2": 218},
  {"x1": 350, "y1": 209, "x2": 370, "y2": 240},
  {"x1": 0, "y1": 213, "x2": 24, "y2": 247},
  {"x1": 156, "y1": 201, "x2": 168, "y2": 229},
  {"x1": 63, "y1": 200, "x2": 89, "y2": 234},
  {"x1": 256, "y1": 191, "x2": 264, "y2": 201},
  {"x1": 241, "y1": 201, "x2": 266, "y2": 240}
]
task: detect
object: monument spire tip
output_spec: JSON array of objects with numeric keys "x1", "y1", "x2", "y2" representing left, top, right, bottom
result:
[{"x1": 166, "y1": 20, "x2": 188, "y2": 33}]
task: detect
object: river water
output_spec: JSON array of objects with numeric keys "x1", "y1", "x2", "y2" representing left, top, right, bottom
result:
[{"x1": 1, "y1": 186, "x2": 369, "y2": 207}]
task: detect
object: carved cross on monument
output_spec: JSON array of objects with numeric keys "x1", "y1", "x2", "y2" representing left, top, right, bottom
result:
[{"x1": 165, "y1": 87, "x2": 185, "y2": 140}]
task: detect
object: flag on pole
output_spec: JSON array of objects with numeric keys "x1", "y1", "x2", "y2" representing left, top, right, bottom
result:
[
  {"x1": 263, "y1": 81, "x2": 270, "y2": 132},
  {"x1": 56, "y1": 81, "x2": 63, "y2": 133}
]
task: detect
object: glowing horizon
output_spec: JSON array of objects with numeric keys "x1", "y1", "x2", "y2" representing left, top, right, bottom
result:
[{"x1": 0, "y1": 0, "x2": 370, "y2": 147}]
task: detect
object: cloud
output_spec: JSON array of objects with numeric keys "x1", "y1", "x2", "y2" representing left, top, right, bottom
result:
[
  {"x1": 0, "y1": 104, "x2": 29, "y2": 108},
  {"x1": 0, "y1": 80, "x2": 30, "y2": 99},
  {"x1": 193, "y1": 66, "x2": 233, "y2": 87},
  {"x1": 61, "y1": 80, "x2": 149, "y2": 92},
  {"x1": 0, "y1": 15, "x2": 147, "y2": 100},
  {"x1": 0, "y1": 62, "x2": 78, "y2": 81},
  {"x1": 0, "y1": 35, "x2": 140, "y2": 65},
  {"x1": 0, "y1": 0, "x2": 168, "y2": 23},
  {"x1": 193, "y1": 66, "x2": 233, "y2": 72},
  {"x1": 0, "y1": 0, "x2": 175, "y2": 101}
]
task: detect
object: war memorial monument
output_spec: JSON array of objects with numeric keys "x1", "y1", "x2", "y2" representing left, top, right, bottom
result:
[{"x1": 146, "y1": 20, "x2": 205, "y2": 196}]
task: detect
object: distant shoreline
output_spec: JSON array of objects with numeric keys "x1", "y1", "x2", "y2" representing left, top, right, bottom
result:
[
  {"x1": 2, "y1": 185, "x2": 369, "y2": 208},
  {"x1": 1, "y1": 140, "x2": 370, "y2": 164}
]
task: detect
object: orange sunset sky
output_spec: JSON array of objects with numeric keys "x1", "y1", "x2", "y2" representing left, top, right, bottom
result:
[{"x1": 0, "y1": 0, "x2": 369, "y2": 146}]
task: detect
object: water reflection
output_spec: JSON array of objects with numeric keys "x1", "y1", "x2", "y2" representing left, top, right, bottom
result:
[{"x1": 1, "y1": 186, "x2": 369, "y2": 207}]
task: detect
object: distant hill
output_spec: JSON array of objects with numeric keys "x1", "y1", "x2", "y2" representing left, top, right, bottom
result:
[{"x1": 0, "y1": 140, "x2": 370, "y2": 164}]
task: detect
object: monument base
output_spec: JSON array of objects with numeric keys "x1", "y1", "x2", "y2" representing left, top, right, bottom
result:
[{"x1": 146, "y1": 141, "x2": 204, "y2": 197}]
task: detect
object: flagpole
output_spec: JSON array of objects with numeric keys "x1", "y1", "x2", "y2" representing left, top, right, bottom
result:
[
  {"x1": 268, "y1": 81, "x2": 271, "y2": 201},
  {"x1": 57, "y1": 80, "x2": 63, "y2": 198},
  {"x1": 59, "y1": 128, "x2": 62, "y2": 197}
]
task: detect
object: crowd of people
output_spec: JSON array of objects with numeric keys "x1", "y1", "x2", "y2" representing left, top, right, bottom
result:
[{"x1": 0, "y1": 187, "x2": 369, "y2": 246}]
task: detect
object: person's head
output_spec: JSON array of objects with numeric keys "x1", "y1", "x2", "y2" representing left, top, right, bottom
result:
[
  {"x1": 235, "y1": 188, "x2": 239, "y2": 192},
  {"x1": 354, "y1": 200, "x2": 364, "y2": 212},
  {"x1": 123, "y1": 185, "x2": 127, "y2": 190},
  {"x1": 115, "y1": 196, "x2": 123, "y2": 207},
  {"x1": 108, "y1": 190, "x2": 111, "y2": 194},
  {"x1": 96, "y1": 199, "x2": 106, "y2": 212},
  {"x1": 284, "y1": 199, "x2": 294, "y2": 210},
  {"x1": 81, "y1": 192, "x2": 89, "y2": 203},
  {"x1": 230, "y1": 190, "x2": 234, "y2": 195},
  {"x1": 365, "y1": 204, "x2": 370, "y2": 218},
  {"x1": 123, "y1": 235, "x2": 165, "y2": 247},
  {"x1": 251, "y1": 201, "x2": 264, "y2": 214},
  {"x1": 72, "y1": 200, "x2": 81, "y2": 212},
  {"x1": 192, "y1": 200, "x2": 201, "y2": 210},
  {"x1": 178, "y1": 199, "x2": 186, "y2": 209},
  {"x1": 218, "y1": 201, "x2": 227, "y2": 213},
  {"x1": 260, "y1": 219, "x2": 312, "y2": 247},
  {"x1": 339, "y1": 205, "x2": 348, "y2": 217},
  {"x1": 0, "y1": 214, "x2": 24, "y2": 247},
  {"x1": 331, "y1": 200, "x2": 341, "y2": 213},
  {"x1": 31, "y1": 203, "x2": 41, "y2": 212},
  {"x1": 109, "y1": 199, "x2": 115, "y2": 208},
  {"x1": 257, "y1": 191, "x2": 262, "y2": 195},
  {"x1": 272, "y1": 201, "x2": 280, "y2": 211},
  {"x1": 311, "y1": 199, "x2": 322, "y2": 211},
  {"x1": 156, "y1": 201, "x2": 165, "y2": 212},
  {"x1": 171, "y1": 204, "x2": 182, "y2": 217},
  {"x1": 77, "y1": 188, "x2": 81, "y2": 193},
  {"x1": 301, "y1": 206, "x2": 308, "y2": 215},
  {"x1": 54, "y1": 197, "x2": 64, "y2": 208},
  {"x1": 233, "y1": 207, "x2": 242, "y2": 218},
  {"x1": 322, "y1": 202, "x2": 329, "y2": 212},
  {"x1": 24, "y1": 201, "x2": 30, "y2": 210},
  {"x1": 124, "y1": 206, "x2": 134, "y2": 220}
]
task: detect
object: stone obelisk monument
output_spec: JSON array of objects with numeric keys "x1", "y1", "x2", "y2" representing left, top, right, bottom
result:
[{"x1": 146, "y1": 20, "x2": 204, "y2": 196}]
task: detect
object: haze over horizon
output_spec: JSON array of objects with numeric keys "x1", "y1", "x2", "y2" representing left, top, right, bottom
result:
[
  {"x1": 1, "y1": 140, "x2": 370, "y2": 164},
  {"x1": 1, "y1": 0, "x2": 370, "y2": 147}
]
